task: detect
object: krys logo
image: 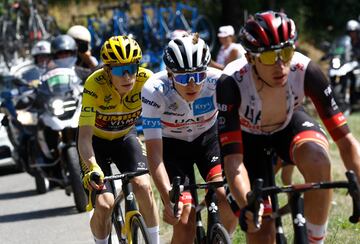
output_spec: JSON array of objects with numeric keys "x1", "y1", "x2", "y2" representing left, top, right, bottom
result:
[
  {"x1": 193, "y1": 97, "x2": 215, "y2": 116},
  {"x1": 124, "y1": 92, "x2": 141, "y2": 110}
]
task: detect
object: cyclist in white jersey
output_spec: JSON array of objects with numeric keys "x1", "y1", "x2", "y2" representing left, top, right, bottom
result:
[
  {"x1": 141, "y1": 33, "x2": 237, "y2": 243},
  {"x1": 217, "y1": 11, "x2": 360, "y2": 243}
]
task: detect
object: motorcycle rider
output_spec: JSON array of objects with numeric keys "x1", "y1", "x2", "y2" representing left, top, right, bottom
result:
[
  {"x1": 346, "y1": 19, "x2": 360, "y2": 60},
  {"x1": 345, "y1": 19, "x2": 360, "y2": 109},
  {"x1": 49, "y1": 34, "x2": 78, "y2": 69},
  {"x1": 31, "y1": 40, "x2": 52, "y2": 72}
]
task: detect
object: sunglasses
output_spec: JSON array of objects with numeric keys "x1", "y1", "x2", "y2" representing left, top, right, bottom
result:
[
  {"x1": 252, "y1": 46, "x2": 295, "y2": 65},
  {"x1": 173, "y1": 71, "x2": 207, "y2": 86},
  {"x1": 111, "y1": 64, "x2": 138, "y2": 76}
]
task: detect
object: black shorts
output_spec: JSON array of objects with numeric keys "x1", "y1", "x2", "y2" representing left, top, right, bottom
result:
[
  {"x1": 225, "y1": 109, "x2": 328, "y2": 214},
  {"x1": 91, "y1": 127, "x2": 148, "y2": 176},
  {"x1": 163, "y1": 123, "x2": 222, "y2": 185}
]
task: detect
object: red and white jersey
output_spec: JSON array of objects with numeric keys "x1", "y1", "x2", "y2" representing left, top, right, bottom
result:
[{"x1": 217, "y1": 51, "x2": 349, "y2": 145}]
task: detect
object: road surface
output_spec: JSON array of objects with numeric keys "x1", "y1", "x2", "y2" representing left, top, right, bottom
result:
[{"x1": 0, "y1": 166, "x2": 93, "y2": 244}]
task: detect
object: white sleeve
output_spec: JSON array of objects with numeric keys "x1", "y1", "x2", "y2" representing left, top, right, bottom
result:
[
  {"x1": 223, "y1": 58, "x2": 248, "y2": 75},
  {"x1": 141, "y1": 79, "x2": 165, "y2": 140}
]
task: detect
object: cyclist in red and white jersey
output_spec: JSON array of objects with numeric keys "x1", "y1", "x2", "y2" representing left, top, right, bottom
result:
[
  {"x1": 217, "y1": 11, "x2": 360, "y2": 243},
  {"x1": 141, "y1": 33, "x2": 237, "y2": 243}
]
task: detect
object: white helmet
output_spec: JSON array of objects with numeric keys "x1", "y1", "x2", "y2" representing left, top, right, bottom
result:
[
  {"x1": 170, "y1": 29, "x2": 188, "y2": 40},
  {"x1": 163, "y1": 33, "x2": 211, "y2": 72},
  {"x1": 31, "y1": 40, "x2": 51, "y2": 56},
  {"x1": 346, "y1": 20, "x2": 360, "y2": 32},
  {"x1": 67, "y1": 25, "x2": 91, "y2": 42}
]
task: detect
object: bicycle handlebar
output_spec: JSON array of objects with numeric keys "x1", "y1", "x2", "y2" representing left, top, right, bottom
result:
[
  {"x1": 169, "y1": 176, "x2": 181, "y2": 216},
  {"x1": 247, "y1": 170, "x2": 360, "y2": 228},
  {"x1": 246, "y1": 179, "x2": 264, "y2": 229},
  {"x1": 345, "y1": 171, "x2": 360, "y2": 223},
  {"x1": 90, "y1": 170, "x2": 149, "y2": 184},
  {"x1": 169, "y1": 176, "x2": 225, "y2": 216}
]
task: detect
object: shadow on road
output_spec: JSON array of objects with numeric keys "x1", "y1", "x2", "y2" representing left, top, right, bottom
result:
[
  {"x1": 0, "y1": 189, "x2": 36, "y2": 200},
  {"x1": 0, "y1": 163, "x2": 22, "y2": 176},
  {"x1": 0, "y1": 206, "x2": 79, "y2": 223}
]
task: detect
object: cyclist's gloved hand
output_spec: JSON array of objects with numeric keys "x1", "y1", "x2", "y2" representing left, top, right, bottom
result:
[
  {"x1": 239, "y1": 203, "x2": 264, "y2": 233},
  {"x1": 83, "y1": 164, "x2": 104, "y2": 191}
]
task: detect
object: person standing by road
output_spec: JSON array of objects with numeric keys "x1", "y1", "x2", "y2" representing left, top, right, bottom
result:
[
  {"x1": 67, "y1": 25, "x2": 98, "y2": 81},
  {"x1": 210, "y1": 25, "x2": 246, "y2": 70}
]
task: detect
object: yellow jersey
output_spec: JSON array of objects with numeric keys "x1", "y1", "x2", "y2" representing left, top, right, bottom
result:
[{"x1": 79, "y1": 66, "x2": 153, "y2": 140}]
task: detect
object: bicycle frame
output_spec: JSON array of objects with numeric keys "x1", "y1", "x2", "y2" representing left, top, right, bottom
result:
[
  {"x1": 248, "y1": 170, "x2": 360, "y2": 244},
  {"x1": 103, "y1": 170, "x2": 150, "y2": 243},
  {"x1": 170, "y1": 176, "x2": 231, "y2": 243}
]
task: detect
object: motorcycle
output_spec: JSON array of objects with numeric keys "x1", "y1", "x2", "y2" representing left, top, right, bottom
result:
[
  {"x1": 0, "y1": 61, "x2": 41, "y2": 172},
  {"x1": 27, "y1": 59, "x2": 87, "y2": 212},
  {"x1": 323, "y1": 35, "x2": 360, "y2": 114}
]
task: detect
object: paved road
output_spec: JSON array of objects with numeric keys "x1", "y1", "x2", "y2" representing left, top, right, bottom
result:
[{"x1": 0, "y1": 164, "x2": 93, "y2": 244}]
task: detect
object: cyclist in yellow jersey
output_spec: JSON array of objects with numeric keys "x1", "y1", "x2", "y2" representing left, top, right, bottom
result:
[{"x1": 77, "y1": 35, "x2": 159, "y2": 244}]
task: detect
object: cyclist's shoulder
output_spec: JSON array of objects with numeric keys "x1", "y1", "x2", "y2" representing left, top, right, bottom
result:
[
  {"x1": 143, "y1": 70, "x2": 168, "y2": 90},
  {"x1": 290, "y1": 51, "x2": 311, "y2": 68},
  {"x1": 223, "y1": 57, "x2": 249, "y2": 76},
  {"x1": 136, "y1": 67, "x2": 153, "y2": 83},
  {"x1": 84, "y1": 68, "x2": 109, "y2": 88}
]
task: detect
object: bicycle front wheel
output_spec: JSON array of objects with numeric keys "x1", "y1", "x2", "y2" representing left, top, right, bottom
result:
[
  {"x1": 130, "y1": 214, "x2": 150, "y2": 244},
  {"x1": 208, "y1": 223, "x2": 231, "y2": 244}
]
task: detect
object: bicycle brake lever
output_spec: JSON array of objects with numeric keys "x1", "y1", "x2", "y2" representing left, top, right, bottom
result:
[
  {"x1": 170, "y1": 176, "x2": 181, "y2": 217},
  {"x1": 346, "y1": 170, "x2": 360, "y2": 223},
  {"x1": 90, "y1": 171, "x2": 100, "y2": 183},
  {"x1": 246, "y1": 178, "x2": 264, "y2": 229}
]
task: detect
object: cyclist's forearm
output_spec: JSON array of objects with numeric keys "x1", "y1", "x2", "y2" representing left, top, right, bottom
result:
[
  {"x1": 224, "y1": 154, "x2": 251, "y2": 208},
  {"x1": 150, "y1": 160, "x2": 172, "y2": 203},
  {"x1": 336, "y1": 133, "x2": 360, "y2": 179},
  {"x1": 78, "y1": 126, "x2": 97, "y2": 169},
  {"x1": 145, "y1": 139, "x2": 172, "y2": 203}
]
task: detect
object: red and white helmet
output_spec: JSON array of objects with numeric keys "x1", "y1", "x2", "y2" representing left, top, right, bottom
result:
[{"x1": 239, "y1": 11, "x2": 297, "y2": 53}]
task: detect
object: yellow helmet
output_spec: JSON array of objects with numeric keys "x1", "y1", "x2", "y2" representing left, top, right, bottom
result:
[{"x1": 100, "y1": 35, "x2": 142, "y2": 65}]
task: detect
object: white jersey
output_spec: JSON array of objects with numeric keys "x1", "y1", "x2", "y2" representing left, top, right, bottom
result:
[
  {"x1": 216, "y1": 43, "x2": 246, "y2": 66},
  {"x1": 223, "y1": 56, "x2": 248, "y2": 75},
  {"x1": 141, "y1": 68, "x2": 221, "y2": 142},
  {"x1": 223, "y1": 51, "x2": 311, "y2": 135}
]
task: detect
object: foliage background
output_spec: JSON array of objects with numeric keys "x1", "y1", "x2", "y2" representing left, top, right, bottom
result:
[{"x1": 47, "y1": 0, "x2": 360, "y2": 45}]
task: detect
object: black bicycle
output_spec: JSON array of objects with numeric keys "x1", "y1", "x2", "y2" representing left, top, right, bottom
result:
[
  {"x1": 246, "y1": 170, "x2": 360, "y2": 244},
  {"x1": 92, "y1": 170, "x2": 151, "y2": 244},
  {"x1": 169, "y1": 176, "x2": 231, "y2": 244}
]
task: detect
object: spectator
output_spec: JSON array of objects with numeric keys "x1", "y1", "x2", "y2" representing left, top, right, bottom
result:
[
  {"x1": 210, "y1": 25, "x2": 246, "y2": 70},
  {"x1": 67, "y1": 25, "x2": 98, "y2": 81}
]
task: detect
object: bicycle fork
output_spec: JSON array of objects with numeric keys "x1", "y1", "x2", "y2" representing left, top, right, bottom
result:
[
  {"x1": 205, "y1": 187, "x2": 222, "y2": 242},
  {"x1": 289, "y1": 192, "x2": 308, "y2": 244},
  {"x1": 112, "y1": 178, "x2": 139, "y2": 242},
  {"x1": 192, "y1": 187, "x2": 206, "y2": 244}
]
